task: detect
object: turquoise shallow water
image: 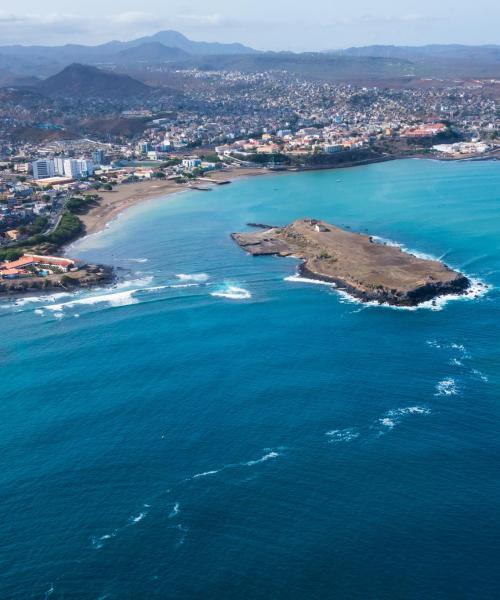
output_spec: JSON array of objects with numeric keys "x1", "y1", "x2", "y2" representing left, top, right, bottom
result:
[{"x1": 1, "y1": 159, "x2": 499, "y2": 599}]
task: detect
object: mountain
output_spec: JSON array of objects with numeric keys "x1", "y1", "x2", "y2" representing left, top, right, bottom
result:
[
  {"x1": 333, "y1": 44, "x2": 500, "y2": 61},
  {"x1": 36, "y1": 64, "x2": 151, "y2": 98},
  {"x1": 130, "y1": 30, "x2": 256, "y2": 55},
  {"x1": 0, "y1": 30, "x2": 256, "y2": 77},
  {"x1": 329, "y1": 45, "x2": 500, "y2": 77},
  {"x1": 114, "y1": 42, "x2": 189, "y2": 64}
]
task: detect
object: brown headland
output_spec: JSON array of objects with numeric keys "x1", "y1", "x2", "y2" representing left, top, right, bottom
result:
[{"x1": 232, "y1": 219, "x2": 470, "y2": 306}]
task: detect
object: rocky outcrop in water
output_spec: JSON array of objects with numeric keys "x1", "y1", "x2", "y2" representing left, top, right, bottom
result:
[{"x1": 232, "y1": 219, "x2": 470, "y2": 306}]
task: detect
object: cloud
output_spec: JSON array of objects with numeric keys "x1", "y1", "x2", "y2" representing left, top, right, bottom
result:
[
  {"x1": 178, "y1": 14, "x2": 226, "y2": 27},
  {"x1": 0, "y1": 11, "x2": 174, "y2": 44},
  {"x1": 113, "y1": 12, "x2": 160, "y2": 26}
]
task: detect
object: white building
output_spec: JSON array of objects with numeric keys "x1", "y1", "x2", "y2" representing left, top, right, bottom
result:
[
  {"x1": 54, "y1": 157, "x2": 94, "y2": 178},
  {"x1": 182, "y1": 158, "x2": 202, "y2": 170},
  {"x1": 32, "y1": 159, "x2": 55, "y2": 179}
]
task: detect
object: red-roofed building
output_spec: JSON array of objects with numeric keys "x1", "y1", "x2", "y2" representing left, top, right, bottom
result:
[{"x1": 0, "y1": 254, "x2": 76, "y2": 278}]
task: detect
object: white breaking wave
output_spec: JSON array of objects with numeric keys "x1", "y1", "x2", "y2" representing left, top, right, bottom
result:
[
  {"x1": 211, "y1": 285, "x2": 252, "y2": 300},
  {"x1": 45, "y1": 290, "x2": 140, "y2": 312},
  {"x1": 435, "y1": 378, "x2": 459, "y2": 396},
  {"x1": 176, "y1": 273, "x2": 210, "y2": 283},
  {"x1": 284, "y1": 236, "x2": 490, "y2": 311},
  {"x1": 114, "y1": 275, "x2": 154, "y2": 289},
  {"x1": 371, "y1": 235, "x2": 437, "y2": 261},
  {"x1": 325, "y1": 428, "x2": 360, "y2": 442},
  {"x1": 379, "y1": 417, "x2": 396, "y2": 429},
  {"x1": 126, "y1": 258, "x2": 149, "y2": 263},
  {"x1": 284, "y1": 274, "x2": 336, "y2": 288},
  {"x1": 2, "y1": 291, "x2": 73, "y2": 308},
  {"x1": 169, "y1": 502, "x2": 180, "y2": 518}
]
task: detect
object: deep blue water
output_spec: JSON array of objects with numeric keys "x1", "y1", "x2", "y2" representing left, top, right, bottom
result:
[{"x1": 1, "y1": 159, "x2": 499, "y2": 599}]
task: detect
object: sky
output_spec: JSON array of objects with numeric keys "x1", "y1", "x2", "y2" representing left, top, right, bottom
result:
[{"x1": 0, "y1": 0, "x2": 498, "y2": 50}]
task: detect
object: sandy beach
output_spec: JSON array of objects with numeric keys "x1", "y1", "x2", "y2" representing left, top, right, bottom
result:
[{"x1": 80, "y1": 166, "x2": 269, "y2": 236}]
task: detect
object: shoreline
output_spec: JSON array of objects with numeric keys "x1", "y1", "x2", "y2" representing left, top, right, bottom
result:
[
  {"x1": 76, "y1": 151, "x2": 500, "y2": 243},
  {"x1": 79, "y1": 167, "x2": 271, "y2": 238},
  {"x1": 78, "y1": 151, "x2": 500, "y2": 242}
]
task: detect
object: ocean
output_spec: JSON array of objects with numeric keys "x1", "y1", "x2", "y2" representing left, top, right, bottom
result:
[{"x1": 1, "y1": 159, "x2": 499, "y2": 599}]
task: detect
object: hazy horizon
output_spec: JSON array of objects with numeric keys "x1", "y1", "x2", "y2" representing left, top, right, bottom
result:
[{"x1": 1, "y1": 0, "x2": 498, "y2": 51}]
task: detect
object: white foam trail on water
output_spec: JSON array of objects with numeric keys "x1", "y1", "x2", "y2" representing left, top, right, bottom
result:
[
  {"x1": 243, "y1": 451, "x2": 280, "y2": 466},
  {"x1": 435, "y1": 378, "x2": 459, "y2": 396},
  {"x1": 211, "y1": 285, "x2": 252, "y2": 300},
  {"x1": 45, "y1": 290, "x2": 140, "y2": 312},
  {"x1": 130, "y1": 511, "x2": 147, "y2": 524},
  {"x1": 190, "y1": 449, "x2": 281, "y2": 481},
  {"x1": 471, "y1": 368, "x2": 489, "y2": 382},
  {"x1": 170, "y1": 283, "x2": 199, "y2": 289},
  {"x1": 176, "y1": 273, "x2": 210, "y2": 283},
  {"x1": 169, "y1": 502, "x2": 180, "y2": 518},
  {"x1": 173, "y1": 524, "x2": 189, "y2": 546},
  {"x1": 379, "y1": 406, "x2": 431, "y2": 431},
  {"x1": 325, "y1": 428, "x2": 360, "y2": 442},
  {"x1": 388, "y1": 406, "x2": 431, "y2": 416},
  {"x1": 192, "y1": 469, "x2": 220, "y2": 479}
]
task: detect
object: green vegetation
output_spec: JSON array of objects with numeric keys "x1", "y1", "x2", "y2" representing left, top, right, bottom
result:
[
  {"x1": 19, "y1": 216, "x2": 48, "y2": 236},
  {"x1": 66, "y1": 195, "x2": 100, "y2": 215},
  {"x1": 0, "y1": 248, "x2": 23, "y2": 262},
  {"x1": 161, "y1": 158, "x2": 182, "y2": 167},
  {"x1": 45, "y1": 212, "x2": 83, "y2": 246},
  {"x1": 199, "y1": 153, "x2": 221, "y2": 163},
  {"x1": 244, "y1": 152, "x2": 291, "y2": 165},
  {"x1": 0, "y1": 211, "x2": 84, "y2": 260}
]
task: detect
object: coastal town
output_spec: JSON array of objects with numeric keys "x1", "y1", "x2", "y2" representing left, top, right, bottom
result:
[{"x1": 0, "y1": 59, "x2": 499, "y2": 286}]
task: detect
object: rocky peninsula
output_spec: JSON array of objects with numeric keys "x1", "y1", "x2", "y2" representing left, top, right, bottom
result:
[
  {"x1": 232, "y1": 219, "x2": 470, "y2": 306},
  {"x1": 0, "y1": 263, "x2": 113, "y2": 298}
]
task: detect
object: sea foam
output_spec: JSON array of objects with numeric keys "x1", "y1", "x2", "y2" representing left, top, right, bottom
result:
[
  {"x1": 211, "y1": 285, "x2": 252, "y2": 300},
  {"x1": 176, "y1": 273, "x2": 210, "y2": 283},
  {"x1": 243, "y1": 451, "x2": 280, "y2": 466},
  {"x1": 45, "y1": 290, "x2": 140, "y2": 312},
  {"x1": 284, "y1": 237, "x2": 490, "y2": 311},
  {"x1": 435, "y1": 378, "x2": 459, "y2": 396},
  {"x1": 325, "y1": 428, "x2": 360, "y2": 442}
]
